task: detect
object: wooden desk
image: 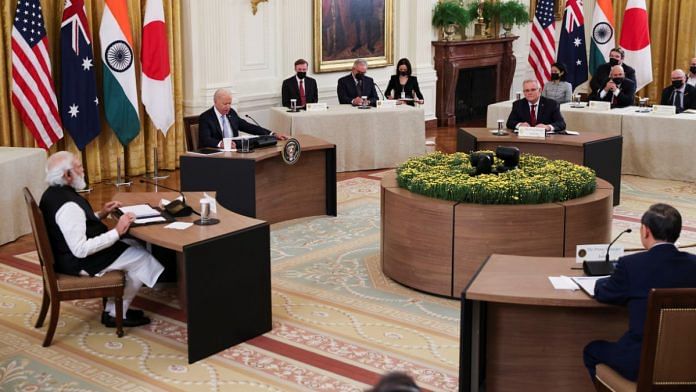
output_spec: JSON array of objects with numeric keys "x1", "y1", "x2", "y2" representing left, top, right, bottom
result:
[
  {"x1": 460, "y1": 254, "x2": 628, "y2": 392},
  {"x1": 457, "y1": 127, "x2": 623, "y2": 205},
  {"x1": 180, "y1": 135, "x2": 336, "y2": 224},
  {"x1": 113, "y1": 192, "x2": 272, "y2": 364}
]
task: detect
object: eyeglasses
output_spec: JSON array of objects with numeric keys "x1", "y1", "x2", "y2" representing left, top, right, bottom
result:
[{"x1": 522, "y1": 89, "x2": 538, "y2": 93}]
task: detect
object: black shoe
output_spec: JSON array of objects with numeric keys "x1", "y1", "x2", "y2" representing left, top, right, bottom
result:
[
  {"x1": 101, "y1": 309, "x2": 144, "y2": 325},
  {"x1": 102, "y1": 312, "x2": 151, "y2": 328}
]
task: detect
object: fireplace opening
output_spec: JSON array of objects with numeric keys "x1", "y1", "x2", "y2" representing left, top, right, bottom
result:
[{"x1": 455, "y1": 66, "x2": 496, "y2": 126}]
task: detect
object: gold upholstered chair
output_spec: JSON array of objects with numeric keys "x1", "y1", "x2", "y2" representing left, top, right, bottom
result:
[
  {"x1": 594, "y1": 288, "x2": 696, "y2": 392},
  {"x1": 23, "y1": 187, "x2": 125, "y2": 346}
]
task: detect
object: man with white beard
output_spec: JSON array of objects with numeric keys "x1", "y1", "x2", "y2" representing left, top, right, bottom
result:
[{"x1": 39, "y1": 151, "x2": 163, "y2": 327}]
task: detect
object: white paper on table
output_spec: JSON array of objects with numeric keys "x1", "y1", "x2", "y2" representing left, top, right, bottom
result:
[
  {"x1": 571, "y1": 276, "x2": 608, "y2": 297},
  {"x1": 548, "y1": 276, "x2": 580, "y2": 290},
  {"x1": 203, "y1": 192, "x2": 217, "y2": 214},
  {"x1": 120, "y1": 204, "x2": 161, "y2": 218},
  {"x1": 160, "y1": 195, "x2": 183, "y2": 207},
  {"x1": 134, "y1": 216, "x2": 167, "y2": 224},
  {"x1": 164, "y1": 221, "x2": 193, "y2": 230}
]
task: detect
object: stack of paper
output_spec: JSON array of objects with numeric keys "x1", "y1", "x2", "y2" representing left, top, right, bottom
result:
[
  {"x1": 119, "y1": 204, "x2": 161, "y2": 218},
  {"x1": 548, "y1": 276, "x2": 579, "y2": 290}
]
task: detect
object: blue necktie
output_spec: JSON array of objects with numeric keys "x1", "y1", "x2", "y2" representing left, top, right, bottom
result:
[{"x1": 221, "y1": 115, "x2": 232, "y2": 138}]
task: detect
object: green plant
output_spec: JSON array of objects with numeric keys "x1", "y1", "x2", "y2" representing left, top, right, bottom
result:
[
  {"x1": 432, "y1": 1, "x2": 472, "y2": 28},
  {"x1": 465, "y1": 1, "x2": 499, "y2": 23},
  {"x1": 498, "y1": 0, "x2": 529, "y2": 27},
  {"x1": 396, "y1": 152, "x2": 597, "y2": 205}
]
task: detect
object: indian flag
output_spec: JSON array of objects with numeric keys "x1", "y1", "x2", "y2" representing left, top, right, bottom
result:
[
  {"x1": 589, "y1": 0, "x2": 615, "y2": 76},
  {"x1": 100, "y1": 0, "x2": 140, "y2": 146}
]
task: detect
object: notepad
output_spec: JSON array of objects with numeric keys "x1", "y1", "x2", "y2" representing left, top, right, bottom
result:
[
  {"x1": 548, "y1": 276, "x2": 579, "y2": 290},
  {"x1": 571, "y1": 276, "x2": 608, "y2": 297},
  {"x1": 119, "y1": 204, "x2": 161, "y2": 219},
  {"x1": 164, "y1": 222, "x2": 193, "y2": 230},
  {"x1": 134, "y1": 216, "x2": 167, "y2": 225}
]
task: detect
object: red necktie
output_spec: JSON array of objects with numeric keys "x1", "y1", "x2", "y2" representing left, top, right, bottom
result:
[
  {"x1": 530, "y1": 104, "x2": 537, "y2": 126},
  {"x1": 299, "y1": 80, "x2": 306, "y2": 107}
]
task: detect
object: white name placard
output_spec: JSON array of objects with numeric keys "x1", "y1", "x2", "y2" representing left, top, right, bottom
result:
[
  {"x1": 306, "y1": 103, "x2": 328, "y2": 112},
  {"x1": 576, "y1": 244, "x2": 624, "y2": 263},
  {"x1": 652, "y1": 104, "x2": 676, "y2": 116},
  {"x1": 588, "y1": 100, "x2": 611, "y2": 111},
  {"x1": 518, "y1": 126, "x2": 546, "y2": 139},
  {"x1": 377, "y1": 99, "x2": 397, "y2": 108}
]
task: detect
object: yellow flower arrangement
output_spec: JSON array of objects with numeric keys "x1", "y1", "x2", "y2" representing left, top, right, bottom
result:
[{"x1": 396, "y1": 152, "x2": 596, "y2": 204}]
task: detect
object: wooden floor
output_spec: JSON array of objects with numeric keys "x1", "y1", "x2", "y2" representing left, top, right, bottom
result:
[{"x1": 0, "y1": 126, "x2": 459, "y2": 254}]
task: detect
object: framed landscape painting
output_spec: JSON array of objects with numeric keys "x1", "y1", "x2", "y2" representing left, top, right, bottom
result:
[{"x1": 313, "y1": 0, "x2": 394, "y2": 73}]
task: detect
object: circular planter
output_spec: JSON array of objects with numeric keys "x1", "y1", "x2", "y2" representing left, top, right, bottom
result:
[{"x1": 381, "y1": 171, "x2": 614, "y2": 298}]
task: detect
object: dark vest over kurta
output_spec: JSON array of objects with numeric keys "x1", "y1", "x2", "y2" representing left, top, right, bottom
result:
[{"x1": 39, "y1": 185, "x2": 127, "y2": 276}]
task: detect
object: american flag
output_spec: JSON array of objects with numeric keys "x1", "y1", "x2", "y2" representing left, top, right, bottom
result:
[
  {"x1": 11, "y1": 0, "x2": 63, "y2": 149},
  {"x1": 528, "y1": 0, "x2": 557, "y2": 88}
]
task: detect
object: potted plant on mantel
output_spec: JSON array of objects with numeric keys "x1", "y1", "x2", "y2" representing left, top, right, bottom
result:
[
  {"x1": 432, "y1": 1, "x2": 472, "y2": 41},
  {"x1": 497, "y1": 0, "x2": 529, "y2": 37}
]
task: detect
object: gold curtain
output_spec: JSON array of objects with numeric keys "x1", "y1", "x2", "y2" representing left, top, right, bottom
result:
[
  {"x1": 614, "y1": 0, "x2": 696, "y2": 101},
  {"x1": 0, "y1": 0, "x2": 185, "y2": 184}
]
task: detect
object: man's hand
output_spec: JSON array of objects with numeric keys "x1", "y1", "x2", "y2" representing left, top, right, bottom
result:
[
  {"x1": 98, "y1": 201, "x2": 122, "y2": 219},
  {"x1": 352, "y1": 97, "x2": 364, "y2": 106},
  {"x1": 273, "y1": 133, "x2": 289, "y2": 140},
  {"x1": 517, "y1": 122, "x2": 530, "y2": 128},
  {"x1": 604, "y1": 80, "x2": 617, "y2": 92},
  {"x1": 115, "y1": 212, "x2": 135, "y2": 236}
]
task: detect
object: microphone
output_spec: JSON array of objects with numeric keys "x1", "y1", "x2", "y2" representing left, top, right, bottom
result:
[
  {"x1": 374, "y1": 83, "x2": 386, "y2": 101},
  {"x1": 245, "y1": 114, "x2": 261, "y2": 127},
  {"x1": 139, "y1": 179, "x2": 195, "y2": 217},
  {"x1": 605, "y1": 228, "x2": 632, "y2": 262}
]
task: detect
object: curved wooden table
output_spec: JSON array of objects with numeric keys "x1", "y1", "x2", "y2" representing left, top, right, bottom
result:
[
  {"x1": 460, "y1": 254, "x2": 628, "y2": 392},
  {"x1": 381, "y1": 172, "x2": 614, "y2": 297}
]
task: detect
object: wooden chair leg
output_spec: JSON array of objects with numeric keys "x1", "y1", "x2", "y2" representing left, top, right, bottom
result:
[
  {"x1": 43, "y1": 301, "x2": 60, "y2": 347},
  {"x1": 35, "y1": 289, "x2": 50, "y2": 328},
  {"x1": 114, "y1": 296, "x2": 124, "y2": 338}
]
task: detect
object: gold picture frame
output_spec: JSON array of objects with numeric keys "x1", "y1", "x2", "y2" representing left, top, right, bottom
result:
[
  {"x1": 313, "y1": 0, "x2": 394, "y2": 73},
  {"x1": 530, "y1": 0, "x2": 563, "y2": 21}
]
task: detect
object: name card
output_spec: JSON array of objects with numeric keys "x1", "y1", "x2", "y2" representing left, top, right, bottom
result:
[
  {"x1": 652, "y1": 104, "x2": 676, "y2": 116},
  {"x1": 518, "y1": 126, "x2": 546, "y2": 139},
  {"x1": 588, "y1": 100, "x2": 611, "y2": 111},
  {"x1": 306, "y1": 103, "x2": 328, "y2": 112},
  {"x1": 576, "y1": 244, "x2": 624, "y2": 263},
  {"x1": 376, "y1": 99, "x2": 397, "y2": 108}
]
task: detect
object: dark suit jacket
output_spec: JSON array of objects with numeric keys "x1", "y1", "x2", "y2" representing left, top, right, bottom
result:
[
  {"x1": 336, "y1": 74, "x2": 378, "y2": 106},
  {"x1": 588, "y1": 78, "x2": 636, "y2": 108},
  {"x1": 505, "y1": 96, "x2": 566, "y2": 131},
  {"x1": 593, "y1": 244, "x2": 696, "y2": 379},
  {"x1": 385, "y1": 75, "x2": 423, "y2": 106},
  {"x1": 197, "y1": 107, "x2": 271, "y2": 149},
  {"x1": 660, "y1": 84, "x2": 696, "y2": 113},
  {"x1": 281, "y1": 76, "x2": 318, "y2": 108},
  {"x1": 590, "y1": 62, "x2": 637, "y2": 93}
]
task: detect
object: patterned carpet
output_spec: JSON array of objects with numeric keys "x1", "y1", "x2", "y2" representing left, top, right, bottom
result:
[{"x1": 0, "y1": 174, "x2": 694, "y2": 391}]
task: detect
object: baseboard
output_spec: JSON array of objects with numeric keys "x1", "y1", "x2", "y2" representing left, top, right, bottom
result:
[{"x1": 425, "y1": 119, "x2": 438, "y2": 129}]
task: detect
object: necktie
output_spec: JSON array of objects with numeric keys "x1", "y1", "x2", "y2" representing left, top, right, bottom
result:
[
  {"x1": 357, "y1": 80, "x2": 363, "y2": 96},
  {"x1": 674, "y1": 91, "x2": 682, "y2": 112},
  {"x1": 299, "y1": 80, "x2": 306, "y2": 107},
  {"x1": 530, "y1": 104, "x2": 537, "y2": 126},
  {"x1": 221, "y1": 114, "x2": 232, "y2": 138}
]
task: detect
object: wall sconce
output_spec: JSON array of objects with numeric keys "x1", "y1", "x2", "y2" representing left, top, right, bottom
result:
[{"x1": 251, "y1": 0, "x2": 268, "y2": 15}]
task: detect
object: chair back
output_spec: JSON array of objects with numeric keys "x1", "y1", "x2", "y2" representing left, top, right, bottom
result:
[
  {"x1": 637, "y1": 288, "x2": 696, "y2": 391},
  {"x1": 22, "y1": 188, "x2": 59, "y2": 296},
  {"x1": 183, "y1": 116, "x2": 199, "y2": 151}
]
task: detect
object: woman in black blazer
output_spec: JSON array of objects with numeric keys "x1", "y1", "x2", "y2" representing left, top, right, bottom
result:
[{"x1": 385, "y1": 58, "x2": 424, "y2": 106}]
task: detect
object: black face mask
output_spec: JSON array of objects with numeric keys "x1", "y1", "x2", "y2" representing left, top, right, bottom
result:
[
  {"x1": 609, "y1": 58, "x2": 620, "y2": 67},
  {"x1": 672, "y1": 80, "x2": 684, "y2": 89},
  {"x1": 399, "y1": 71, "x2": 408, "y2": 77},
  {"x1": 612, "y1": 77, "x2": 624, "y2": 85},
  {"x1": 550, "y1": 73, "x2": 560, "y2": 81},
  {"x1": 690, "y1": 66, "x2": 696, "y2": 74},
  {"x1": 296, "y1": 72, "x2": 306, "y2": 79},
  {"x1": 355, "y1": 72, "x2": 364, "y2": 80}
]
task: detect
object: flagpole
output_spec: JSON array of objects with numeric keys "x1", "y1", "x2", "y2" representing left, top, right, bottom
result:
[{"x1": 113, "y1": 146, "x2": 132, "y2": 187}]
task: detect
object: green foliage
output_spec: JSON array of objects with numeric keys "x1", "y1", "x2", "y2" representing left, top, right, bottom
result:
[
  {"x1": 498, "y1": 0, "x2": 530, "y2": 27},
  {"x1": 396, "y1": 152, "x2": 597, "y2": 204},
  {"x1": 432, "y1": 1, "x2": 472, "y2": 28}
]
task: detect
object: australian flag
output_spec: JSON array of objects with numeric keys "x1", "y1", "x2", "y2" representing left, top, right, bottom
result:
[
  {"x1": 557, "y1": 0, "x2": 588, "y2": 90},
  {"x1": 60, "y1": 0, "x2": 100, "y2": 150}
]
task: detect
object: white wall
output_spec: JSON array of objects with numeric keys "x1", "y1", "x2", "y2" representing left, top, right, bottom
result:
[{"x1": 181, "y1": 0, "x2": 439, "y2": 128}]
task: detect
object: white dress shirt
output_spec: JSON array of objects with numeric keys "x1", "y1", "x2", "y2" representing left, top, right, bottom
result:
[
  {"x1": 55, "y1": 202, "x2": 119, "y2": 259},
  {"x1": 214, "y1": 106, "x2": 232, "y2": 138}
]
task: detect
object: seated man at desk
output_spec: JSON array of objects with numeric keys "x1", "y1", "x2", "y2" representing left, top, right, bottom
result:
[
  {"x1": 588, "y1": 65, "x2": 636, "y2": 108},
  {"x1": 660, "y1": 69, "x2": 696, "y2": 113},
  {"x1": 198, "y1": 88, "x2": 285, "y2": 148},
  {"x1": 40, "y1": 152, "x2": 164, "y2": 327},
  {"x1": 583, "y1": 204, "x2": 696, "y2": 381},
  {"x1": 506, "y1": 79, "x2": 566, "y2": 132},
  {"x1": 281, "y1": 58, "x2": 318, "y2": 108},
  {"x1": 337, "y1": 58, "x2": 379, "y2": 107}
]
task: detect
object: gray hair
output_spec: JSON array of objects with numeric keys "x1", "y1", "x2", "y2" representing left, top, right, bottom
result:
[
  {"x1": 213, "y1": 88, "x2": 232, "y2": 102},
  {"x1": 522, "y1": 79, "x2": 540, "y2": 89},
  {"x1": 45, "y1": 151, "x2": 75, "y2": 186},
  {"x1": 353, "y1": 58, "x2": 367, "y2": 67}
]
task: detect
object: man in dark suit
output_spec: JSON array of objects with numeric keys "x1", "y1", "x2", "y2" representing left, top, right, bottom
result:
[
  {"x1": 198, "y1": 89, "x2": 286, "y2": 149},
  {"x1": 588, "y1": 65, "x2": 636, "y2": 108},
  {"x1": 590, "y1": 47, "x2": 637, "y2": 93},
  {"x1": 281, "y1": 59, "x2": 318, "y2": 108},
  {"x1": 660, "y1": 69, "x2": 696, "y2": 113},
  {"x1": 583, "y1": 204, "x2": 696, "y2": 381},
  {"x1": 336, "y1": 58, "x2": 378, "y2": 107},
  {"x1": 506, "y1": 79, "x2": 566, "y2": 131}
]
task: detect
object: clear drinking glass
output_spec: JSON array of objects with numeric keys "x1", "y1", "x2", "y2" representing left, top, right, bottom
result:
[
  {"x1": 361, "y1": 95, "x2": 368, "y2": 108},
  {"x1": 515, "y1": 91, "x2": 522, "y2": 100},
  {"x1": 290, "y1": 99, "x2": 297, "y2": 111},
  {"x1": 200, "y1": 199, "x2": 210, "y2": 223},
  {"x1": 574, "y1": 94, "x2": 581, "y2": 106},
  {"x1": 241, "y1": 138, "x2": 250, "y2": 152},
  {"x1": 497, "y1": 119, "x2": 504, "y2": 135}
]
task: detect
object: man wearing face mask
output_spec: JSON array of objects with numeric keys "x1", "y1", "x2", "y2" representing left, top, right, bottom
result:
[
  {"x1": 281, "y1": 59, "x2": 318, "y2": 109},
  {"x1": 687, "y1": 57, "x2": 696, "y2": 87},
  {"x1": 337, "y1": 58, "x2": 378, "y2": 107},
  {"x1": 660, "y1": 69, "x2": 696, "y2": 113},
  {"x1": 589, "y1": 65, "x2": 636, "y2": 108},
  {"x1": 589, "y1": 48, "x2": 637, "y2": 93}
]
